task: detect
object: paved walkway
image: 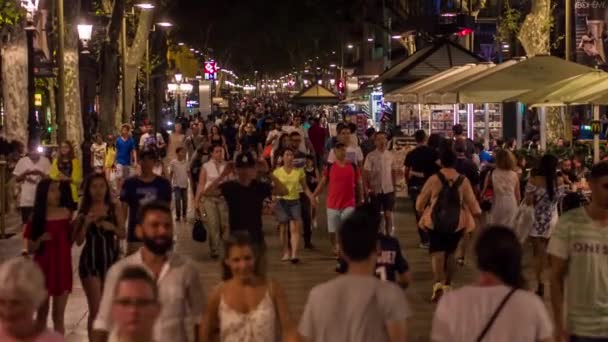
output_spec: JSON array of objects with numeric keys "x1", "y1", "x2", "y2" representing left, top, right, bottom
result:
[{"x1": 0, "y1": 197, "x2": 477, "y2": 341}]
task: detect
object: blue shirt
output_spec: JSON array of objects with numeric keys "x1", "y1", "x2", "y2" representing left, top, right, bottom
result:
[
  {"x1": 116, "y1": 137, "x2": 135, "y2": 166},
  {"x1": 479, "y1": 150, "x2": 494, "y2": 163}
]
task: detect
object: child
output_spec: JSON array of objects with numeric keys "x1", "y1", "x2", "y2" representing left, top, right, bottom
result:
[
  {"x1": 304, "y1": 155, "x2": 319, "y2": 228},
  {"x1": 170, "y1": 147, "x2": 189, "y2": 221},
  {"x1": 90, "y1": 133, "x2": 107, "y2": 174}
]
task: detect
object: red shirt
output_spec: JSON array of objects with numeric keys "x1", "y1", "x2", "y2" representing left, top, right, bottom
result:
[
  {"x1": 324, "y1": 162, "x2": 360, "y2": 209},
  {"x1": 308, "y1": 124, "x2": 327, "y2": 156}
]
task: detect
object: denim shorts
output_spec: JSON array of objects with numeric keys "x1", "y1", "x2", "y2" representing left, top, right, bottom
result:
[
  {"x1": 274, "y1": 199, "x2": 302, "y2": 224},
  {"x1": 326, "y1": 207, "x2": 355, "y2": 233}
]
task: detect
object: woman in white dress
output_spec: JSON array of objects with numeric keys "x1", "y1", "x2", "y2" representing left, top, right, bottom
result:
[
  {"x1": 200, "y1": 232, "x2": 298, "y2": 342},
  {"x1": 484, "y1": 149, "x2": 520, "y2": 227}
]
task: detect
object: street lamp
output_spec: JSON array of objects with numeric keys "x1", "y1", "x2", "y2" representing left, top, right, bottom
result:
[
  {"x1": 175, "y1": 72, "x2": 183, "y2": 84},
  {"x1": 77, "y1": 23, "x2": 93, "y2": 54},
  {"x1": 174, "y1": 71, "x2": 183, "y2": 116},
  {"x1": 156, "y1": 21, "x2": 173, "y2": 27},
  {"x1": 20, "y1": 0, "x2": 40, "y2": 145},
  {"x1": 347, "y1": 44, "x2": 354, "y2": 49},
  {"x1": 134, "y1": 2, "x2": 155, "y2": 9}
]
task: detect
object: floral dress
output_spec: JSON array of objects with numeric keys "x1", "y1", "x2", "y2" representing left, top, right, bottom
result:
[{"x1": 526, "y1": 183, "x2": 566, "y2": 238}]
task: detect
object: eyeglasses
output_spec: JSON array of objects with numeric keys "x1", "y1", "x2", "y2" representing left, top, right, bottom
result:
[{"x1": 114, "y1": 298, "x2": 157, "y2": 308}]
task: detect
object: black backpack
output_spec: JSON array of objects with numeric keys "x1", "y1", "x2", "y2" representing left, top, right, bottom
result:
[{"x1": 432, "y1": 172, "x2": 465, "y2": 233}]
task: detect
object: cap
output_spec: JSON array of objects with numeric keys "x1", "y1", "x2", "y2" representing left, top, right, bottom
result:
[{"x1": 235, "y1": 152, "x2": 256, "y2": 168}]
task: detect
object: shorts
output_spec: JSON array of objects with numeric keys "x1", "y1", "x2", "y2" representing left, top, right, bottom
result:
[
  {"x1": 326, "y1": 207, "x2": 355, "y2": 233},
  {"x1": 428, "y1": 229, "x2": 464, "y2": 254},
  {"x1": 116, "y1": 164, "x2": 131, "y2": 179},
  {"x1": 274, "y1": 199, "x2": 302, "y2": 224},
  {"x1": 370, "y1": 192, "x2": 396, "y2": 212}
]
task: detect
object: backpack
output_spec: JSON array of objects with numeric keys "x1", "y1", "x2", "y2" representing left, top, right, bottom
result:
[{"x1": 431, "y1": 172, "x2": 465, "y2": 233}]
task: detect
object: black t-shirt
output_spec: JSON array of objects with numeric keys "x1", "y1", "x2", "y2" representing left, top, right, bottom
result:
[
  {"x1": 240, "y1": 134, "x2": 261, "y2": 153},
  {"x1": 336, "y1": 234, "x2": 409, "y2": 283},
  {"x1": 454, "y1": 156, "x2": 480, "y2": 188},
  {"x1": 120, "y1": 176, "x2": 172, "y2": 242},
  {"x1": 404, "y1": 145, "x2": 439, "y2": 188},
  {"x1": 221, "y1": 180, "x2": 272, "y2": 242}
]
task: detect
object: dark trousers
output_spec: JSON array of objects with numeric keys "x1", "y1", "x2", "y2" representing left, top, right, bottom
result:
[
  {"x1": 300, "y1": 193, "x2": 312, "y2": 244},
  {"x1": 174, "y1": 187, "x2": 188, "y2": 218},
  {"x1": 408, "y1": 187, "x2": 429, "y2": 244},
  {"x1": 19, "y1": 207, "x2": 33, "y2": 224},
  {"x1": 571, "y1": 336, "x2": 608, "y2": 342}
]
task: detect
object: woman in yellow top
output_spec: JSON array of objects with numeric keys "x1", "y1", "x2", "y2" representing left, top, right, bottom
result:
[
  {"x1": 104, "y1": 134, "x2": 117, "y2": 181},
  {"x1": 272, "y1": 148, "x2": 315, "y2": 263},
  {"x1": 50, "y1": 141, "x2": 82, "y2": 203}
]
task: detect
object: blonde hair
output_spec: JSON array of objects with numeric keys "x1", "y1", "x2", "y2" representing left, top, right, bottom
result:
[
  {"x1": 495, "y1": 149, "x2": 516, "y2": 171},
  {"x1": 0, "y1": 257, "x2": 46, "y2": 308}
]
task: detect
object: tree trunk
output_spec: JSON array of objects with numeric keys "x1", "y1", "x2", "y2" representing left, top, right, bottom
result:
[
  {"x1": 518, "y1": 0, "x2": 551, "y2": 56},
  {"x1": 0, "y1": 31, "x2": 28, "y2": 145},
  {"x1": 98, "y1": 0, "x2": 124, "y2": 135},
  {"x1": 116, "y1": 9, "x2": 154, "y2": 129},
  {"x1": 63, "y1": 0, "x2": 83, "y2": 157}
]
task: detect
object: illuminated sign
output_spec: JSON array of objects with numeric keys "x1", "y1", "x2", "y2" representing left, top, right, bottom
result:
[
  {"x1": 34, "y1": 93, "x2": 42, "y2": 107},
  {"x1": 204, "y1": 61, "x2": 218, "y2": 80},
  {"x1": 591, "y1": 120, "x2": 602, "y2": 135}
]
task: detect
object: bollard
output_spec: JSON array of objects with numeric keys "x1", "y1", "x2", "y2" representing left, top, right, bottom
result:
[{"x1": 0, "y1": 160, "x2": 6, "y2": 238}]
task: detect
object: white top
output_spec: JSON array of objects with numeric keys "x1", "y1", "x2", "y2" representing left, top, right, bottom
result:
[
  {"x1": 12, "y1": 156, "x2": 51, "y2": 207},
  {"x1": 91, "y1": 142, "x2": 107, "y2": 168},
  {"x1": 219, "y1": 291, "x2": 277, "y2": 342},
  {"x1": 282, "y1": 125, "x2": 308, "y2": 153},
  {"x1": 139, "y1": 132, "x2": 165, "y2": 150},
  {"x1": 202, "y1": 160, "x2": 226, "y2": 191},
  {"x1": 327, "y1": 146, "x2": 364, "y2": 165},
  {"x1": 94, "y1": 250, "x2": 205, "y2": 342},
  {"x1": 170, "y1": 159, "x2": 190, "y2": 188},
  {"x1": 492, "y1": 169, "x2": 518, "y2": 198},
  {"x1": 431, "y1": 285, "x2": 553, "y2": 342},
  {"x1": 363, "y1": 149, "x2": 395, "y2": 194}
]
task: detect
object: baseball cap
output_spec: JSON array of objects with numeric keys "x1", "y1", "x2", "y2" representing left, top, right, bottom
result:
[{"x1": 235, "y1": 152, "x2": 256, "y2": 168}]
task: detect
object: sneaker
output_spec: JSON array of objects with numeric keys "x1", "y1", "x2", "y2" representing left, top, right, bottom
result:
[
  {"x1": 431, "y1": 282, "x2": 444, "y2": 302},
  {"x1": 419, "y1": 242, "x2": 430, "y2": 249}
]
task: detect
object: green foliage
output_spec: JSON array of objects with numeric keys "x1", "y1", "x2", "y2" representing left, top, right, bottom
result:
[
  {"x1": 496, "y1": 1, "x2": 523, "y2": 43},
  {"x1": 0, "y1": 0, "x2": 25, "y2": 40}
]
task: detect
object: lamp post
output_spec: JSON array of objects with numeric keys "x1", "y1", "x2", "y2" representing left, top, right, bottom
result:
[
  {"x1": 174, "y1": 71, "x2": 183, "y2": 117},
  {"x1": 20, "y1": 0, "x2": 40, "y2": 146},
  {"x1": 77, "y1": 23, "x2": 93, "y2": 54}
]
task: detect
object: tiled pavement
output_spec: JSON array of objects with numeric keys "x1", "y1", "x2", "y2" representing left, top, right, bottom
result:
[{"x1": 0, "y1": 197, "x2": 480, "y2": 342}]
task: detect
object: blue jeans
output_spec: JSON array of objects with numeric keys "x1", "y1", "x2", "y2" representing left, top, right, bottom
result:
[
  {"x1": 326, "y1": 207, "x2": 355, "y2": 233},
  {"x1": 173, "y1": 187, "x2": 187, "y2": 218}
]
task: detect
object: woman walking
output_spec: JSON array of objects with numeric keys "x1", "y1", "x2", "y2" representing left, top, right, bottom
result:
[
  {"x1": 199, "y1": 232, "x2": 298, "y2": 342},
  {"x1": 73, "y1": 174, "x2": 124, "y2": 339},
  {"x1": 526, "y1": 154, "x2": 565, "y2": 297},
  {"x1": 431, "y1": 226, "x2": 552, "y2": 342},
  {"x1": 50, "y1": 141, "x2": 82, "y2": 203},
  {"x1": 272, "y1": 148, "x2": 315, "y2": 263},
  {"x1": 416, "y1": 149, "x2": 481, "y2": 302},
  {"x1": 195, "y1": 144, "x2": 229, "y2": 259},
  {"x1": 485, "y1": 149, "x2": 520, "y2": 227},
  {"x1": 23, "y1": 179, "x2": 74, "y2": 334},
  {"x1": 209, "y1": 125, "x2": 229, "y2": 159}
]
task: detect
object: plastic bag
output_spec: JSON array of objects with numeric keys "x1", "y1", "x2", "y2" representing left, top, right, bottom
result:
[{"x1": 513, "y1": 203, "x2": 534, "y2": 244}]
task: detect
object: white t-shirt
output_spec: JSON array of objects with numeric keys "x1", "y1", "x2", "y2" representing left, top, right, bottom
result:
[
  {"x1": 327, "y1": 146, "x2": 364, "y2": 165},
  {"x1": 282, "y1": 125, "x2": 308, "y2": 153},
  {"x1": 12, "y1": 156, "x2": 51, "y2": 207},
  {"x1": 169, "y1": 159, "x2": 189, "y2": 188},
  {"x1": 91, "y1": 142, "x2": 107, "y2": 168},
  {"x1": 431, "y1": 285, "x2": 553, "y2": 342},
  {"x1": 139, "y1": 132, "x2": 165, "y2": 150}
]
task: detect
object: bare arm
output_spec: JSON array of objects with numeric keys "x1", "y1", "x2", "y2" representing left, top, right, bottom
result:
[
  {"x1": 385, "y1": 320, "x2": 408, "y2": 342},
  {"x1": 550, "y1": 256, "x2": 568, "y2": 342},
  {"x1": 199, "y1": 286, "x2": 222, "y2": 342},
  {"x1": 271, "y1": 280, "x2": 299, "y2": 342},
  {"x1": 194, "y1": 169, "x2": 208, "y2": 209},
  {"x1": 269, "y1": 173, "x2": 289, "y2": 196}
]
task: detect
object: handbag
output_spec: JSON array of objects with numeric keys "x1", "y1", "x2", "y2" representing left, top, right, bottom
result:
[
  {"x1": 513, "y1": 203, "x2": 534, "y2": 244},
  {"x1": 192, "y1": 219, "x2": 207, "y2": 242},
  {"x1": 476, "y1": 288, "x2": 517, "y2": 342}
]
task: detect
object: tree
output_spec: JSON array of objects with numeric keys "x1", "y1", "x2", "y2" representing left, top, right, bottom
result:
[{"x1": 63, "y1": 0, "x2": 84, "y2": 154}]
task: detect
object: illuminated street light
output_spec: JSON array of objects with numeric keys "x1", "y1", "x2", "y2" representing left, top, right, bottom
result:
[
  {"x1": 156, "y1": 21, "x2": 173, "y2": 27},
  {"x1": 135, "y1": 2, "x2": 155, "y2": 9},
  {"x1": 178, "y1": 42, "x2": 185, "y2": 46},
  {"x1": 174, "y1": 71, "x2": 183, "y2": 83},
  {"x1": 77, "y1": 23, "x2": 93, "y2": 54},
  {"x1": 347, "y1": 44, "x2": 354, "y2": 49},
  {"x1": 329, "y1": 64, "x2": 336, "y2": 68},
  {"x1": 367, "y1": 37, "x2": 374, "y2": 42},
  {"x1": 391, "y1": 35, "x2": 402, "y2": 39},
  {"x1": 195, "y1": 73, "x2": 202, "y2": 80}
]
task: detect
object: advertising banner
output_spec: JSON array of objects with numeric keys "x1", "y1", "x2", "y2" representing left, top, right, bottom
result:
[{"x1": 574, "y1": 0, "x2": 608, "y2": 68}]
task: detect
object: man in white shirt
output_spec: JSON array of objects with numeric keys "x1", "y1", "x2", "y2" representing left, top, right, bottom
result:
[
  {"x1": 363, "y1": 132, "x2": 398, "y2": 235},
  {"x1": 92, "y1": 201, "x2": 204, "y2": 342},
  {"x1": 327, "y1": 124, "x2": 363, "y2": 167},
  {"x1": 282, "y1": 115, "x2": 311, "y2": 154},
  {"x1": 12, "y1": 144, "x2": 51, "y2": 223},
  {"x1": 139, "y1": 124, "x2": 166, "y2": 152}
]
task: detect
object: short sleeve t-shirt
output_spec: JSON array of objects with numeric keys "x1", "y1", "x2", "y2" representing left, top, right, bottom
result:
[
  {"x1": 547, "y1": 207, "x2": 608, "y2": 338},
  {"x1": 432, "y1": 285, "x2": 553, "y2": 342},
  {"x1": 169, "y1": 159, "x2": 190, "y2": 188},
  {"x1": 91, "y1": 142, "x2": 107, "y2": 168},
  {"x1": 273, "y1": 167, "x2": 304, "y2": 200},
  {"x1": 404, "y1": 145, "x2": 439, "y2": 188},
  {"x1": 327, "y1": 146, "x2": 364, "y2": 165},
  {"x1": 12, "y1": 156, "x2": 51, "y2": 207},
  {"x1": 115, "y1": 137, "x2": 135, "y2": 166},
  {"x1": 324, "y1": 162, "x2": 360, "y2": 210},
  {"x1": 120, "y1": 176, "x2": 172, "y2": 242},
  {"x1": 299, "y1": 274, "x2": 410, "y2": 342},
  {"x1": 221, "y1": 180, "x2": 272, "y2": 242}
]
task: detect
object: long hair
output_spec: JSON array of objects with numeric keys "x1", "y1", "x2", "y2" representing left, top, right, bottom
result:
[
  {"x1": 78, "y1": 173, "x2": 113, "y2": 215},
  {"x1": 59, "y1": 141, "x2": 75, "y2": 160},
  {"x1": 221, "y1": 232, "x2": 265, "y2": 281},
  {"x1": 475, "y1": 225, "x2": 526, "y2": 289},
  {"x1": 534, "y1": 154, "x2": 559, "y2": 200},
  {"x1": 30, "y1": 179, "x2": 73, "y2": 250}
]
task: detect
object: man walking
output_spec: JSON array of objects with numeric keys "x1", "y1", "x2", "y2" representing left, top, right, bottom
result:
[
  {"x1": 299, "y1": 206, "x2": 410, "y2": 342},
  {"x1": 13, "y1": 143, "x2": 51, "y2": 224},
  {"x1": 363, "y1": 131, "x2": 398, "y2": 235},
  {"x1": 120, "y1": 150, "x2": 172, "y2": 254},
  {"x1": 115, "y1": 124, "x2": 137, "y2": 191},
  {"x1": 549, "y1": 161, "x2": 608, "y2": 342},
  {"x1": 93, "y1": 201, "x2": 204, "y2": 342},
  {"x1": 313, "y1": 143, "x2": 363, "y2": 256},
  {"x1": 404, "y1": 130, "x2": 439, "y2": 248}
]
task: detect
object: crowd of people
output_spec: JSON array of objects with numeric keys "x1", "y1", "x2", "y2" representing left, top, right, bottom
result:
[{"x1": 0, "y1": 95, "x2": 607, "y2": 342}]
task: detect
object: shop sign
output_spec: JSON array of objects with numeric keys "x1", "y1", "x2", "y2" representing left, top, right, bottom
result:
[
  {"x1": 204, "y1": 61, "x2": 218, "y2": 80},
  {"x1": 591, "y1": 120, "x2": 602, "y2": 134},
  {"x1": 34, "y1": 93, "x2": 42, "y2": 107}
]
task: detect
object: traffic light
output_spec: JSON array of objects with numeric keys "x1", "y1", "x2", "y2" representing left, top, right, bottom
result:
[{"x1": 338, "y1": 80, "x2": 345, "y2": 94}]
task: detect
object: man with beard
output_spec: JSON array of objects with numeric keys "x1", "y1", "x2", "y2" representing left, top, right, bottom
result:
[{"x1": 92, "y1": 201, "x2": 204, "y2": 342}]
